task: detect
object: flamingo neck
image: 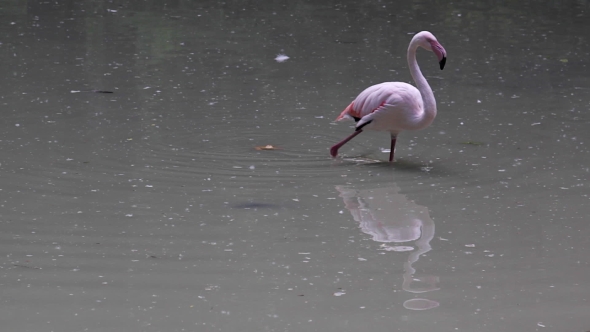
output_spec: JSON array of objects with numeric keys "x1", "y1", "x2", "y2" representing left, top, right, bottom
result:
[{"x1": 407, "y1": 42, "x2": 437, "y2": 128}]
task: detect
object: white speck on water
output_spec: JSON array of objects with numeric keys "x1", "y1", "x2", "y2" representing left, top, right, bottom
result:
[
  {"x1": 537, "y1": 322, "x2": 545, "y2": 327},
  {"x1": 334, "y1": 291, "x2": 346, "y2": 296},
  {"x1": 70, "y1": 90, "x2": 80, "y2": 93},
  {"x1": 292, "y1": 198, "x2": 299, "y2": 202},
  {"x1": 298, "y1": 252, "x2": 310, "y2": 255},
  {"x1": 498, "y1": 169, "x2": 506, "y2": 172},
  {"x1": 531, "y1": 122, "x2": 541, "y2": 126},
  {"x1": 145, "y1": 185, "x2": 153, "y2": 188},
  {"x1": 465, "y1": 244, "x2": 475, "y2": 247},
  {"x1": 477, "y1": 99, "x2": 481, "y2": 103},
  {"x1": 249, "y1": 165, "x2": 255, "y2": 169},
  {"x1": 391, "y1": 246, "x2": 413, "y2": 252},
  {"x1": 125, "y1": 214, "x2": 133, "y2": 217},
  {"x1": 358, "y1": 257, "x2": 367, "y2": 261},
  {"x1": 143, "y1": 87, "x2": 151, "y2": 89},
  {"x1": 379, "y1": 244, "x2": 413, "y2": 252},
  {"x1": 15, "y1": 123, "x2": 20, "y2": 127},
  {"x1": 275, "y1": 53, "x2": 290, "y2": 62}
]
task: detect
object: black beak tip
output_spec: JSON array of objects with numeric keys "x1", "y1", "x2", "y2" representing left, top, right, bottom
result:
[{"x1": 439, "y1": 57, "x2": 447, "y2": 70}]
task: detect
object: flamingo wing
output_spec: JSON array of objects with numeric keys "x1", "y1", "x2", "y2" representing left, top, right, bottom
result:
[{"x1": 336, "y1": 83, "x2": 423, "y2": 133}]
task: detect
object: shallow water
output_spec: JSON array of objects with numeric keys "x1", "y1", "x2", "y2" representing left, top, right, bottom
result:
[{"x1": 1, "y1": 0, "x2": 590, "y2": 331}]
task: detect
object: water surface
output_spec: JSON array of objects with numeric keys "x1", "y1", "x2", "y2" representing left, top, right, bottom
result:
[{"x1": 1, "y1": 1, "x2": 589, "y2": 331}]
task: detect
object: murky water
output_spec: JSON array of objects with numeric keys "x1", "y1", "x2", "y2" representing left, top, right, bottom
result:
[{"x1": 1, "y1": 1, "x2": 589, "y2": 331}]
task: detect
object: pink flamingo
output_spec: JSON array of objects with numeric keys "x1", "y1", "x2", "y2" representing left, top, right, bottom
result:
[{"x1": 330, "y1": 31, "x2": 447, "y2": 162}]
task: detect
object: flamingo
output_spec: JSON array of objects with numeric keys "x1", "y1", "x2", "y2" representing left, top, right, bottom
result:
[{"x1": 330, "y1": 31, "x2": 447, "y2": 162}]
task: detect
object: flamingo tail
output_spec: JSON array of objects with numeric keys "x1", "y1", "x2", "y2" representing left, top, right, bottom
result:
[{"x1": 335, "y1": 102, "x2": 359, "y2": 121}]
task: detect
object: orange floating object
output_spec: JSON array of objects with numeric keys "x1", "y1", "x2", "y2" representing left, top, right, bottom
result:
[{"x1": 255, "y1": 145, "x2": 280, "y2": 150}]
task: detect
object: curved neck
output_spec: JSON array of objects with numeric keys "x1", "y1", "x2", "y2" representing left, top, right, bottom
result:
[{"x1": 407, "y1": 43, "x2": 437, "y2": 126}]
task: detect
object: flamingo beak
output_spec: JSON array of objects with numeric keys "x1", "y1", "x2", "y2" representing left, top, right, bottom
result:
[
  {"x1": 430, "y1": 40, "x2": 447, "y2": 70},
  {"x1": 439, "y1": 56, "x2": 446, "y2": 70}
]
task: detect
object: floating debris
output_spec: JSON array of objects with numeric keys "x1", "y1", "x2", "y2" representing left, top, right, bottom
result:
[
  {"x1": 275, "y1": 53, "x2": 290, "y2": 63},
  {"x1": 70, "y1": 90, "x2": 114, "y2": 93},
  {"x1": 255, "y1": 145, "x2": 280, "y2": 150}
]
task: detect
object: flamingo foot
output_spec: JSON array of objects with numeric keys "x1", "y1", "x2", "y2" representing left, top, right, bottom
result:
[
  {"x1": 330, "y1": 145, "x2": 339, "y2": 158},
  {"x1": 330, "y1": 130, "x2": 363, "y2": 158}
]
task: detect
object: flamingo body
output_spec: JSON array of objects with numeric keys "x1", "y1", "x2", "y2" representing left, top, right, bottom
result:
[
  {"x1": 330, "y1": 31, "x2": 447, "y2": 162},
  {"x1": 336, "y1": 82, "x2": 430, "y2": 134}
]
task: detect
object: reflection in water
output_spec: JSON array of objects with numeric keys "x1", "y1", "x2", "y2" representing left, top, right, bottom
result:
[{"x1": 336, "y1": 185, "x2": 440, "y2": 310}]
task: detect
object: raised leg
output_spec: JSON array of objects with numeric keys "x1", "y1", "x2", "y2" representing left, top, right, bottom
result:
[
  {"x1": 330, "y1": 130, "x2": 363, "y2": 158},
  {"x1": 389, "y1": 136, "x2": 397, "y2": 162}
]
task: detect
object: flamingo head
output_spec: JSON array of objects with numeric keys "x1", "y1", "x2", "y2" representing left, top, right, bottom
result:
[{"x1": 414, "y1": 31, "x2": 447, "y2": 70}]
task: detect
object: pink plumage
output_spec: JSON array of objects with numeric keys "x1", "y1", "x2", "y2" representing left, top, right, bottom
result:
[{"x1": 330, "y1": 31, "x2": 447, "y2": 162}]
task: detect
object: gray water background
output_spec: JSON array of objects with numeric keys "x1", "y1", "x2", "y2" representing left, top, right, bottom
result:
[{"x1": 1, "y1": 0, "x2": 589, "y2": 331}]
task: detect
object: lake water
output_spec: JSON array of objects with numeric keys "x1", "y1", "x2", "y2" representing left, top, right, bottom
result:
[{"x1": 1, "y1": 0, "x2": 589, "y2": 331}]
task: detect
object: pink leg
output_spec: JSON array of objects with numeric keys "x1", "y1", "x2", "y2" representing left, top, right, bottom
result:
[
  {"x1": 389, "y1": 137, "x2": 397, "y2": 162},
  {"x1": 330, "y1": 130, "x2": 363, "y2": 158}
]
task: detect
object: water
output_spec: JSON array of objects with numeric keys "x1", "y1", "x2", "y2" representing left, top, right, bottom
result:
[{"x1": 1, "y1": 1, "x2": 589, "y2": 331}]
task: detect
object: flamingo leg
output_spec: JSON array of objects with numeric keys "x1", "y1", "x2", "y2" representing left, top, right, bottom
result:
[
  {"x1": 330, "y1": 130, "x2": 363, "y2": 158},
  {"x1": 389, "y1": 136, "x2": 397, "y2": 162}
]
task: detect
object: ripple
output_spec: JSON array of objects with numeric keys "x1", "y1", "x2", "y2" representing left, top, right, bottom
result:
[{"x1": 403, "y1": 298, "x2": 440, "y2": 310}]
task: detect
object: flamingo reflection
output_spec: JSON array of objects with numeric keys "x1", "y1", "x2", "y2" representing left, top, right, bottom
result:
[{"x1": 336, "y1": 184, "x2": 440, "y2": 310}]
